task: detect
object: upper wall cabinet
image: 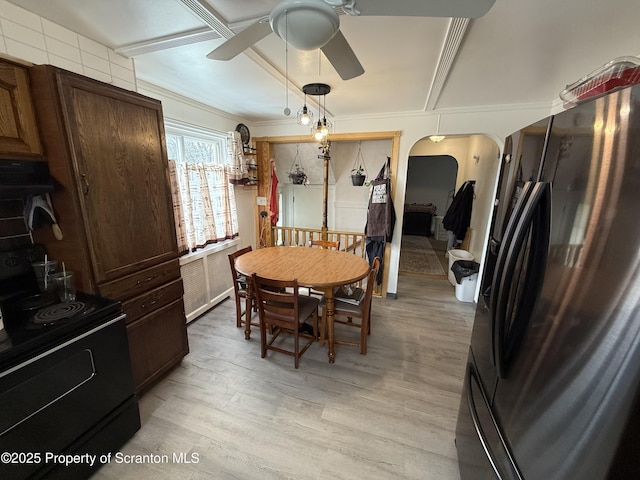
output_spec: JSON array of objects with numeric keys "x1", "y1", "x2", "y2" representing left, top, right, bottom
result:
[{"x1": 0, "y1": 59, "x2": 42, "y2": 158}]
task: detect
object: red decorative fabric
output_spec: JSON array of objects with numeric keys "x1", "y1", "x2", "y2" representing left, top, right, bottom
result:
[{"x1": 269, "y1": 160, "x2": 279, "y2": 225}]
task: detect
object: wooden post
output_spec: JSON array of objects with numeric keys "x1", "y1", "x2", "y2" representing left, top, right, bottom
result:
[{"x1": 319, "y1": 140, "x2": 331, "y2": 240}]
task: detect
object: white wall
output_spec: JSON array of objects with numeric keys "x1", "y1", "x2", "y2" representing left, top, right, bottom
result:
[
  {"x1": 461, "y1": 136, "x2": 501, "y2": 271},
  {"x1": 0, "y1": 0, "x2": 135, "y2": 89}
]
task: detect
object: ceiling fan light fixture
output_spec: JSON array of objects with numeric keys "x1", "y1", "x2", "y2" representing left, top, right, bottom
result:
[
  {"x1": 270, "y1": 0, "x2": 340, "y2": 51},
  {"x1": 429, "y1": 135, "x2": 446, "y2": 143}
]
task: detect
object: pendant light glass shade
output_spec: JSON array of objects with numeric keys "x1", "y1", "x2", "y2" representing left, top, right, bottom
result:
[
  {"x1": 320, "y1": 117, "x2": 331, "y2": 137},
  {"x1": 429, "y1": 135, "x2": 446, "y2": 143},
  {"x1": 313, "y1": 121, "x2": 325, "y2": 141},
  {"x1": 312, "y1": 117, "x2": 331, "y2": 141},
  {"x1": 297, "y1": 104, "x2": 313, "y2": 126}
]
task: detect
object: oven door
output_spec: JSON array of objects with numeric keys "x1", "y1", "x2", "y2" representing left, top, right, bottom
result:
[{"x1": 0, "y1": 314, "x2": 138, "y2": 479}]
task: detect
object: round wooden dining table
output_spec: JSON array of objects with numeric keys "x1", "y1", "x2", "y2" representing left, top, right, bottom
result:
[{"x1": 235, "y1": 246, "x2": 371, "y2": 363}]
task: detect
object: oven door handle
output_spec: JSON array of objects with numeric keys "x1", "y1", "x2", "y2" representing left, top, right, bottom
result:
[{"x1": 0, "y1": 314, "x2": 126, "y2": 378}]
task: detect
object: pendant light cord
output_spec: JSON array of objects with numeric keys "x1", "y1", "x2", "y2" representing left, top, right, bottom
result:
[{"x1": 283, "y1": 10, "x2": 290, "y2": 115}]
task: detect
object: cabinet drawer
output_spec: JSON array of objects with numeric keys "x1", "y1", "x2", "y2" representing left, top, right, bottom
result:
[
  {"x1": 121, "y1": 278, "x2": 184, "y2": 325},
  {"x1": 126, "y1": 299, "x2": 189, "y2": 393},
  {"x1": 98, "y1": 259, "x2": 180, "y2": 301}
]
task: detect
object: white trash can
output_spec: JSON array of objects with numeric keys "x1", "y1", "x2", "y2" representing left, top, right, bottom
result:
[
  {"x1": 448, "y1": 249, "x2": 474, "y2": 286},
  {"x1": 455, "y1": 272, "x2": 478, "y2": 302}
]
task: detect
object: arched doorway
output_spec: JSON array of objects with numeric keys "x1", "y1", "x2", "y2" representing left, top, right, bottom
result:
[{"x1": 398, "y1": 134, "x2": 502, "y2": 295}]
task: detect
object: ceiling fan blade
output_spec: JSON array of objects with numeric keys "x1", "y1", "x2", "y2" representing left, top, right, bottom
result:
[
  {"x1": 206, "y1": 20, "x2": 272, "y2": 60},
  {"x1": 355, "y1": 0, "x2": 496, "y2": 19},
  {"x1": 321, "y1": 30, "x2": 364, "y2": 80}
]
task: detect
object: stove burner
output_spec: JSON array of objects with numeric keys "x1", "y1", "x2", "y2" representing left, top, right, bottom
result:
[
  {"x1": 32, "y1": 301, "x2": 87, "y2": 325},
  {"x1": 20, "y1": 292, "x2": 57, "y2": 311}
]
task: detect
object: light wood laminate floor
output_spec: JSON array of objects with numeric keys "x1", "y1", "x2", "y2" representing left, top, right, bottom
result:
[{"x1": 93, "y1": 274, "x2": 475, "y2": 480}]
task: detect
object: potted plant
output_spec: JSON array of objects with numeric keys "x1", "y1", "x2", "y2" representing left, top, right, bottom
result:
[
  {"x1": 351, "y1": 165, "x2": 366, "y2": 186},
  {"x1": 288, "y1": 164, "x2": 308, "y2": 185}
]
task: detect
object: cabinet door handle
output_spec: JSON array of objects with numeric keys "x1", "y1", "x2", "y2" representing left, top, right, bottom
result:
[{"x1": 81, "y1": 174, "x2": 90, "y2": 196}]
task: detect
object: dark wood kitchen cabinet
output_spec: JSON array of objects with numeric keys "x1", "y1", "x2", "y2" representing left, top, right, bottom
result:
[
  {"x1": 29, "y1": 65, "x2": 188, "y2": 393},
  {"x1": 0, "y1": 57, "x2": 42, "y2": 158}
]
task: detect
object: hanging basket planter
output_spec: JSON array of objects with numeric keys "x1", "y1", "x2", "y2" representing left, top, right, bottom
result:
[
  {"x1": 350, "y1": 141, "x2": 368, "y2": 186},
  {"x1": 287, "y1": 144, "x2": 308, "y2": 185},
  {"x1": 351, "y1": 173, "x2": 366, "y2": 186},
  {"x1": 289, "y1": 171, "x2": 307, "y2": 185}
]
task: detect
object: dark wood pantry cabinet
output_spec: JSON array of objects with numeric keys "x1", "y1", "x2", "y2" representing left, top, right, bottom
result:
[{"x1": 29, "y1": 65, "x2": 188, "y2": 393}]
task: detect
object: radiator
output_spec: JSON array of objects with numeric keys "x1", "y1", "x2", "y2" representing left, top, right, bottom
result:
[{"x1": 179, "y1": 240, "x2": 238, "y2": 322}]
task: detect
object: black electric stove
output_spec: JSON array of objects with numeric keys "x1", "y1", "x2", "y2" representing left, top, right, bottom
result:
[
  {"x1": 0, "y1": 245, "x2": 119, "y2": 370},
  {"x1": 0, "y1": 290, "x2": 121, "y2": 371},
  {"x1": 0, "y1": 245, "x2": 140, "y2": 480}
]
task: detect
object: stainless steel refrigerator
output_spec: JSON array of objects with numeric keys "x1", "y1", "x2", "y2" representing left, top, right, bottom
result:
[{"x1": 456, "y1": 83, "x2": 640, "y2": 479}]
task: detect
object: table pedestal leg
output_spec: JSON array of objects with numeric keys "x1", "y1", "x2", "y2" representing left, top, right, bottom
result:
[{"x1": 324, "y1": 290, "x2": 336, "y2": 363}]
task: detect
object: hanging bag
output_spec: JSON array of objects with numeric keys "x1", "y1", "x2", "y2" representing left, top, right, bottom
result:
[{"x1": 365, "y1": 158, "x2": 395, "y2": 242}]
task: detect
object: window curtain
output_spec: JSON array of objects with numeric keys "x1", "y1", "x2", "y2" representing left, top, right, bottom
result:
[{"x1": 168, "y1": 159, "x2": 239, "y2": 254}]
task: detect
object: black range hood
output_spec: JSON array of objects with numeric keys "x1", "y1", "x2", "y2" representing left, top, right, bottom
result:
[{"x1": 0, "y1": 159, "x2": 54, "y2": 196}]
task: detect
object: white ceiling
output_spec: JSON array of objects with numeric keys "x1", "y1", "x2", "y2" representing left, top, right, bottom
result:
[{"x1": 8, "y1": 0, "x2": 640, "y2": 124}]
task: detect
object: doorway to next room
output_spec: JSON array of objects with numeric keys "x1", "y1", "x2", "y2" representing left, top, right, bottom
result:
[{"x1": 399, "y1": 155, "x2": 457, "y2": 278}]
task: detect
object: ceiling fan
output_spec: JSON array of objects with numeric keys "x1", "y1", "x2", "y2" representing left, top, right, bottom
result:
[{"x1": 206, "y1": 0, "x2": 496, "y2": 80}]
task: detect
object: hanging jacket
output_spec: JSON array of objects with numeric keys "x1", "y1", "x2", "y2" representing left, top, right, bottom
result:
[{"x1": 443, "y1": 181, "x2": 474, "y2": 240}]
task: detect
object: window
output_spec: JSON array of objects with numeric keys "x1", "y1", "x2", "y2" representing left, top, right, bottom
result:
[{"x1": 166, "y1": 120, "x2": 239, "y2": 254}]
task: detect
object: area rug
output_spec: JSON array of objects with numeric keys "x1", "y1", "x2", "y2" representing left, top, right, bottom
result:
[{"x1": 399, "y1": 235, "x2": 446, "y2": 276}]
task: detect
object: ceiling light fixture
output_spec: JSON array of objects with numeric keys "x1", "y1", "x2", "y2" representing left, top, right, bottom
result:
[
  {"x1": 302, "y1": 83, "x2": 331, "y2": 143},
  {"x1": 297, "y1": 92, "x2": 314, "y2": 126},
  {"x1": 270, "y1": 0, "x2": 340, "y2": 51},
  {"x1": 429, "y1": 115, "x2": 445, "y2": 143}
]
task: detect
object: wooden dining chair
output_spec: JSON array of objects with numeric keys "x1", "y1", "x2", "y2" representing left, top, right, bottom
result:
[
  {"x1": 228, "y1": 246, "x2": 258, "y2": 330},
  {"x1": 305, "y1": 239, "x2": 341, "y2": 297},
  {"x1": 308, "y1": 239, "x2": 340, "y2": 250},
  {"x1": 252, "y1": 274, "x2": 319, "y2": 369},
  {"x1": 320, "y1": 256, "x2": 380, "y2": 355}
]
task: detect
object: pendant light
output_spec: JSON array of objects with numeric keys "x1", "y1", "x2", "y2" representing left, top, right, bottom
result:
[
  {"x1": 283, "y1": 9, "x2": 291, "y2": 116},
  {"x1": 303, "y1": 83, "x2": 331, "y2": 143},
  {"x1": 297, "y1": 92, "x2": 313, "y2": 126},
  {"x1": 429, "y1": 115, "x2": 445, "y2": 143}
]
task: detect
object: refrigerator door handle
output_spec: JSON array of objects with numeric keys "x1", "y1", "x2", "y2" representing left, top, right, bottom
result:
[
  {"x1": 494, "y1": 181, "x2": 551, "y2": 378},
  {"x1": 489, "y1": 181, "x2": 536, "y2": 367},
  {"x1": 466, "y1": 364, "x2": 523, "y2": 480}
]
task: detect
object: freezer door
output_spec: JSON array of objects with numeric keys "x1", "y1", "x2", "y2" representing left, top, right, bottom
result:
[
  {"x1": 493, "y1": 84, "x2": 640, "y2": 479},
  {"x1": 456, "y1": 359, "x2": 521, "y2": 480}
]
